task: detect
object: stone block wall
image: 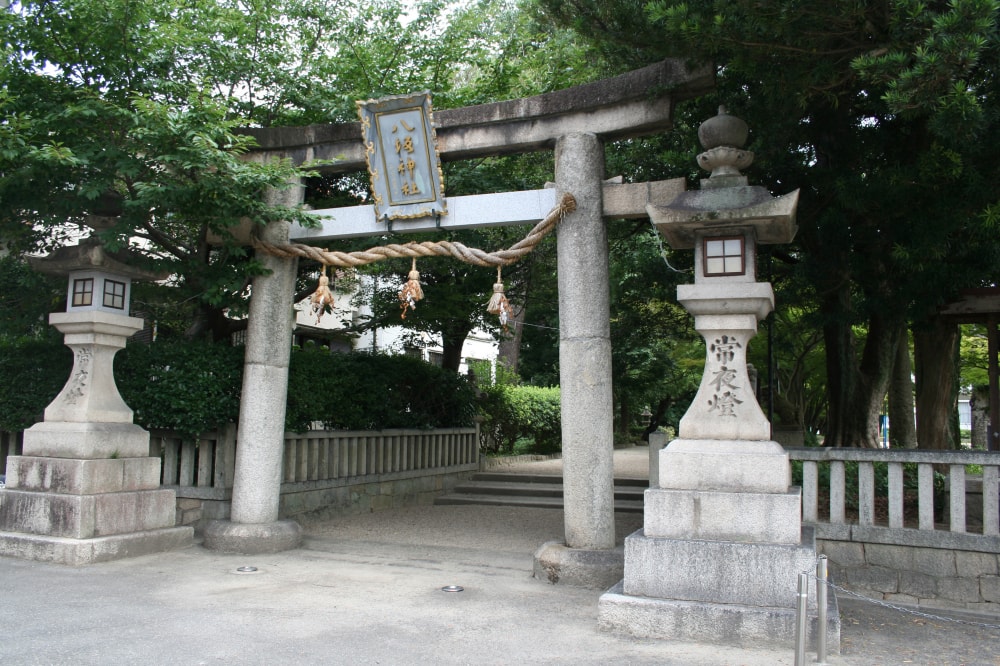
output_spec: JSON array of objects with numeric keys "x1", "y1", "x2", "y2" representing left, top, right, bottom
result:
[
  {"x1": 174, "y1": 468, "x2": 475, "y2": 532},
  {"x1": 820, "y1": 540, "x2": 1000, "y2": 615},
  {"x1": 175, "y1": 498, "x2": 203, "y2": 528},
  {"x1": 276, "y1": 469, "x2": 474, "y2": 518}
]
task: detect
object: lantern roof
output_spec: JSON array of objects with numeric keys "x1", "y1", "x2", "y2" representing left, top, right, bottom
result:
[
  {"x1": 28, "y1": 237, "x2": 166, "y2": 282},
  {"x1": 648, "y1": 106, "x2": 798, "y2": 250}
]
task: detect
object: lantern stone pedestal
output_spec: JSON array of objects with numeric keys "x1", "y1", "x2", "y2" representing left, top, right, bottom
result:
[
  {"x1": 597, "y1": 108, "x2": 839, "y2": 650},
  {"x1": 597, "y1": 294, "x2": 834, "y2": 648},
  {"x1": 0, "y1": 311, "x2": 193, "y2": 565}
]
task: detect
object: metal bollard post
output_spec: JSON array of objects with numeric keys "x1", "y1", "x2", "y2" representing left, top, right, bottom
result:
[
  {"x1": 794, "y1": 571, "x2": 808, "y2": 666},
  {"x1": 817, "y1": 555, "x2": 829, "y2": 665}
]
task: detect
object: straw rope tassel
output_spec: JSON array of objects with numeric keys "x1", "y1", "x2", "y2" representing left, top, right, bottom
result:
[
  {"x1": 486, "y1": 266, "x2": 514, "y2": 330},
  {"x1": 399, "y1": 257, "x2": 424, "y2": 319},
  {"x1": 309, "y1": 264, "x2": 335, "y2": 324}
]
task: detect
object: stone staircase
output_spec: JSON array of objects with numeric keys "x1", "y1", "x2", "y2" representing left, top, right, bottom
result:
[{"x1": 435, "y1": 472, "x2": 646, "y2": 513}]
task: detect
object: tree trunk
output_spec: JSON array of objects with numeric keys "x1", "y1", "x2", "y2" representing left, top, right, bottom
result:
[
  {"x1": 914, "y1": 315, "x2": 960, "y2": 450},
  {"x1": 971, "y1": 385, "x2": 990, "y2": 449},
  {"x1": 184, "y1": 303, "x2": 239, "y2": 342},
  {"x1": 820, "y1": 285, "x2": 853, "y2": 446},
  {"x1": 440, "y1": 322, "x2": 474, "y2": 373},
  {"x1": 496, "y1": 306, "x2": 525, "y2": 373},
  {"x1": 824, "y1": 296, "x2": 899, "y2": 448},
  {"x1": 888, "y1": 324, "x2": 917, "y2": 448}
]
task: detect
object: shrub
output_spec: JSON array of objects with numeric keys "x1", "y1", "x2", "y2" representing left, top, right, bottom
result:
[
  {"x1": 478, "y1": 380, "x2": 561, "y2": 454},
  {"x1": 507, "y1": 385, "x2": 561, "y2": 449},
  {"x1": 285, "y1": 346, "x2": 477, "y2": 432}
]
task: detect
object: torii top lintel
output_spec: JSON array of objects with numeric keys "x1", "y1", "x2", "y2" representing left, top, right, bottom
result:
[{"x1": 240, "y1": 60, "x2": 714, "y2": 172}]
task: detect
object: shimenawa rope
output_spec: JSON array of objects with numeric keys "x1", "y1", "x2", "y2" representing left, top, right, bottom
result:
[
  {"x1": 254, "y1": 192, "x2": 575, "y2": 323},
  {"x1": 252, "y1": 192, "x2": 576, "y2": 269}
]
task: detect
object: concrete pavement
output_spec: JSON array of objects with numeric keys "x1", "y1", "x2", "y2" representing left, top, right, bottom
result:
[{"x1": 1, "y1": 447, "x2": 999, "y2": 664}]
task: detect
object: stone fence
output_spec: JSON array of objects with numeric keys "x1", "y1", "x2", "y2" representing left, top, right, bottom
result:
[
  {"x1": 786, "y1": 446, "x2": 1000, "y2": 614},
  {"x1": 155, "y1": 425, "x2": 480, "y2": 528},
  {"x1": 0, "y1": 426, "x2": 479, "y2": 529}
]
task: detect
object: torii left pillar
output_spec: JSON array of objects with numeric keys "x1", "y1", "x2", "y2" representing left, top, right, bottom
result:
[{"x1": 204, "y1": 179, "x2": 304, "y2": 553}]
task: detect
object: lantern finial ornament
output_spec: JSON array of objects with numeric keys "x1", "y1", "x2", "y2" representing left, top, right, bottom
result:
[{"x1": 696, "y1": 106, "x2": 754, "y2": 179}]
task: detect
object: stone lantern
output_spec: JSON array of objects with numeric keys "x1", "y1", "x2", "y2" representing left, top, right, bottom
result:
[
  {"x1": 0, "y1": 237, "x2": 193, "y2": 565},
  {"x1": 599, "y1": 107, "x2": 839, "y2": 651},
  {"x1": 652, "y1": 107, "x2": 797, "y2": 441}
]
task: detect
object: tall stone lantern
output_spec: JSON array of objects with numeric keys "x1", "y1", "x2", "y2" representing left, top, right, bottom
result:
[
  {"x1": 0, "y1": 238, "x2": 193, "y2": 565},
  {"x1": 599, "y1": 108, "x2": 839, "y2": 651}
]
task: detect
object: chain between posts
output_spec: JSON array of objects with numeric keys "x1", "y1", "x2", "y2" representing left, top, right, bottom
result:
[
  {"x1": 251, "y1": 192, "x2": 577, "y2": 269},
  {"x1": 803, "y1": 568, "x2": 1000, "y2": 631}
]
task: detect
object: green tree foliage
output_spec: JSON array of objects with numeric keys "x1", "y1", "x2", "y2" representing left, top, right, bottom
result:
[
  {"x1": 537, "y1": 0, "x2": 1000, "y2": 446},
  {"x1": 959, "y1": 323, "x2": 992, "y2": 389},
  {"x1": 0, "y1": 257, "x2": 66, "y2": 342},
  {"x1": 607, "y1": 224, "x2": 701, "y2": 438},
  {"x1": 0, "y1": 0, "x2": 331, "y2": 340}
]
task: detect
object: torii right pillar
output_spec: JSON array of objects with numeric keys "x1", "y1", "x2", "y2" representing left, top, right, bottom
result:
[{"x1": 599, "y1": 107, "x2": 840, "y2": 651}]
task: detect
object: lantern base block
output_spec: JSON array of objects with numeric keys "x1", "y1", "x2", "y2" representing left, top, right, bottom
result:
[
  {"x1": 22, "y1": 421, "x2": 151, "y2": 460},
  {"x1": 0, "y1": 526, "x2": 193, "y2": 566},
  {"x1": 599, "y1": 437, "x2": 840, "y2": 651}
]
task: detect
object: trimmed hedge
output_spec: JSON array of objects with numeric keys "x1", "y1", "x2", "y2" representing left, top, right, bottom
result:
[
  {"x1": 285, "y1": 344, "x2": 477, "y2": 432},
  {"x1": 116, "y1": 339, "x2": 244, "y2": 439},
  {"x1": 478, "y1": 383, "x2": 561, "y2": 454},
  {"x1": 0, "y1": 339, "x2": 73, "y2": 432},
  {"x1": 0, "y1": 338, "x2": 477, "y2": 439}
]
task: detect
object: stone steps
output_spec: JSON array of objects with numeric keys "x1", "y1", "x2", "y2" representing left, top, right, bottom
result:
[{"x1": 435, "y1": 473, "x2": 647, "y2": 513}]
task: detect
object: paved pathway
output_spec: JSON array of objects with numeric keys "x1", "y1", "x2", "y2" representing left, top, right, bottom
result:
[
  {"x1": 1, "y1": 447, "x2": 998, "y2": 664},
  {"x1": 483, "y1": 445, "x2": 650, "y2": 479}
]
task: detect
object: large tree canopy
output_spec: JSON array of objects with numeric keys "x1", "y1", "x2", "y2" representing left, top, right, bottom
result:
[
  {"x1": 0, "y1": 0, "x2": 342, "y2": 338},
  {"x1": 537, "y1": 0, "x2": 1000, "y2": 447},
  {"x1": 6, "y1": 0, "x2": 998, "y2": 446}
]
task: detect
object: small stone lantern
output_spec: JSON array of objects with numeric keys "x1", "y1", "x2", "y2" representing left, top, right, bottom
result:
[
  {"x1": 25, "y1": 238, "x2": 162, "y2": 434},
  {"x1": 0, "y1": 237, "x2": 192, "y2": 565}
]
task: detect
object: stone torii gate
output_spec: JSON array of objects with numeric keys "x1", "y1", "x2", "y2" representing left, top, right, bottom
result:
[{"x1": 204, "y1": 61, "x2": 712, "y2": 587}]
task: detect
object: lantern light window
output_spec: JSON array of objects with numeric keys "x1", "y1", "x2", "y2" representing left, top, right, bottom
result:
[
  {"x1": 103, "y1": 279, "x2": 127, "y2": 310},
  {"x1": 703, "y1": 236, "x2": 745, "y2": 276},
  {"x1": 72, "y1": 278, "x2": 94, "y2": 307}
]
